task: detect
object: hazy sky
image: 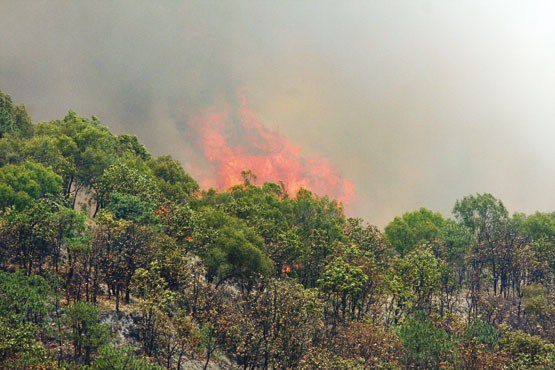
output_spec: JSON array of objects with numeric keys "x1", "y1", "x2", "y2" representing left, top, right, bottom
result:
[{"x1": 1, "y1": 1, "x2": 555, "y2": 227}]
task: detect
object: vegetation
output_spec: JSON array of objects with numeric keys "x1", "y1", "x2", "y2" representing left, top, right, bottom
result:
[{"x1": 1, "y1": 89, "x2": 555, "y2": 369}]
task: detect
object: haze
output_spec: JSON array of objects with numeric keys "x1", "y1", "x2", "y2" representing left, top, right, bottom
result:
[{"x1": 1, "y1": 1, "x2": 555, "y2": 227}]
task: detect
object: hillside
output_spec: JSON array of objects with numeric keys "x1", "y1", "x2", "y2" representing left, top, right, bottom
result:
[{"x1": 1, "y1": 90, "x2": 555, "y2": 369}]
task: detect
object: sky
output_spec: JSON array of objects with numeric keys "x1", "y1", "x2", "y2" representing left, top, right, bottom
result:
[{"x1": 1, "y1": 1, "x2": 555, "y2": 227}]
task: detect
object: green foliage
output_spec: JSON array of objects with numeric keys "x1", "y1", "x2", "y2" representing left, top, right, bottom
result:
[
  {"x1": 0, "y1": 161, "x2": 62, "y2": 210},
  {"x1": 216, "y1": 279, "x2": 324, "y2": 369},
  {"x1": 0, "y1": 270, "x2": 49, "y2": 320},
  {"x1": 94, "y1": 212, "x2": 154, "y2": 310},
  {"x1": 116, "y1": 134, "x2": 152, "y2": 161},
  {"x1": 500, "y1": 329, "x2": 555, "y2": 369},
  {"x1": 105, "y1": 192, "x2": 157, "y2": 225},
  {"x1": 397, "y1": 315, "x2": 450, "y2": 369},
  {"x1": 0, "y1": 270, "x2": 51, "y2": 367},
  {"x1": 465, "y1": 318, "x2": 500, "y2": 348},
  {"x1": 0, "y1": 90, "x2": 33, "y2": 138},
  {"x1": 440, "y1": 219, "x2": 471, "y2": 268},
  {"x1": 319, "y1": 256, "x2": 368, "y2": 297},
  {"x1": 191, "y1": 207, "x2": 273, "y2": 284},
  {"x1": 33, "y1": 111, "x2": 118, "y2": 206},
  {"x1": 148, "y1": 155, "x2": 198, "y2": 202},
  {"x1": 344, "y1": 217, "x2": 394, "y2": 264},
  {"x1": 0, "y1": 198, "x2": 75, "y2": 273},
  {"x1": 389, "y1": 247, "x2": 442, "y2": 316},
  {"x1": 65, "y1": 301, "x2": 110, "y2": 365},
  {"x1": 385, "y1": 207, "x2": 445, "y2": 256},
  {"x1": 95, "y1": 161, "x2": 160, "y2": 216},
  {"x1": 453, "y1": 193, "x2": 509, "y2": 238},
  {"x1": 92, "y1": 345, "x2": 163, "y2": 370}
]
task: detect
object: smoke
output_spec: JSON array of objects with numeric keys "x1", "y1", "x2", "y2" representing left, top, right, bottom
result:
[{"x1": 1, "y1": 1, "x2": 555, "y2": 227}]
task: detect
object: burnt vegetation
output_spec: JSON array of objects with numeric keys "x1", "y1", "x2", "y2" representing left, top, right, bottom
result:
[{"x1": 1, "y1": 90, "x2": 555, "y2": 369}]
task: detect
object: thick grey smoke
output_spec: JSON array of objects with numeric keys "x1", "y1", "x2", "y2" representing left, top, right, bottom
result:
[{"x1": 1, "y1": 1, "x2": 555, "y2": 227}]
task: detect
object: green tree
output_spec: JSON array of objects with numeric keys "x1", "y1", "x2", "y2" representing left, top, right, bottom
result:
[
  {"x1": 35, "y1": 111, "x2": 117, "y2": 206},
  {"x1": 521, "y1": 212, "x2": 555, "y2": 284},
  {"x1": 386, "y1": 247, "x2": 442, "y2": 322},
  {"x1": 500, "y1": 329, "x2": 555, "y2": 369},
  {"x1": 148, "y1": 155, "x2": 198, "y2": 203},
  {"x1": 216, "y1": 279, "x2": 324, "y2": 369},
  {"x1": 292, "y1": 189, "x2": 346, "y2": 288},
  {"x1": 1, "y1": 198, "x2": 68, "y2": 274},
  {"x1": 116, "y1": 134, "x2": 152, "y2": 161},
  {"x1": 0, "y1": 270, "x2": 52, "y2": 368},
  {"x1": 453, "y1": 193, "x2": 516, "y2": 299},
  {"x1": 105, "y1": 192, "x2": 157, "y2": 225},
  {"x1": 0, "y1": 90, "x2": 33, "y2": 138},
  {"x1": 190, "y1": 207, "x2": 272, "y2": 287},
  {"x1": 385, "y1": 207, "x2": 445, "y2": 256},
  {"x1": 95, "y1": 161, "x2": 160, "y2": 217},
  {"x1": 65, "y1": 301, "x2": 110, "y2": 365},
  {"x1": 397, "y1": 315, "x2": 450, "y2": 369},
  {"x1": 0, "y1": 161, "x2": 62, "y2": 210},
  {"x1": 92, "y1": 345, "x2": 163, "y2": 370}
]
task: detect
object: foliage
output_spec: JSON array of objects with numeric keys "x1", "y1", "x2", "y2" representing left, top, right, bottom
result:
[
  {"x1": 500, "y1": 329, "x2": 555, "y2": 369},
  {"x1": 148, "y1": 155, "x2": 198, "y2": 203},
  {"x1": 92, "y1": 345, "x2": 163, "y2": 370},
  {"x1": 385, "y1": 207, "x2": 445, "y2": 256},
  {"x1": 397, "y1": 315, "x2": 451, "y2": 369},
  {"x1": 190, "y1": 207, "x2": 273, "y2": 285},
  {"x1": 0, "y1": 90, "x2": 33, "y2": 138},
  {"x1": 0, "y1": 270, "x2": 51, "y2": 368},
  {"x1": 0, "y1": 161, "x2": 62, "y2": 210},
  {"x1": 64, "y1": 301, "x2": 110, "y2": 365}
]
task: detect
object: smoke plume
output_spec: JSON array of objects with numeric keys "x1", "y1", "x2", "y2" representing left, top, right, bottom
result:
[{"x1": 2, "y1": 1, "x2": 555, "y2": 226}]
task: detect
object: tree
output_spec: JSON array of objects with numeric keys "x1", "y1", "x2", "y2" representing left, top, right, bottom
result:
[
  {"x1": 131, "y1": 263, "x2": 176, "y2": 357},
  {"x1": 105, "y1": 192, "x2": 157, "y2": 225},
  {"x1": 92, "y1": 345, "x2": 163, "y2": 370},
  {"x1": 0, "y1": 90, "x2": 33, "y2": 138},
  {"x1": 385, "y1": 207, "x2": 445, "y2": 256},
  {"x1": 520, "y1": 212, "x2": 555, "y2": 284},
  {"x1": 148, "y1": 155, "x2": 199, "y2": 203},
  {"x1": 453, "y1": 193, "x2": 516, "y2": 298},
  {"x1": 386, "y1": 247, "x2": 442, "y2": 323},
  {"x1": 116, "y1": 134, "x2": 152, "y2": 161},
  {"x1": 319, "y1": 255, "x2": 366, "y2": 323},
  {"x1": 397, "y1": 315, "x2": 451, "y2": 369},
  {"x1": 94, "y1": 212, "x2": 154, "y2": 310},
  {"x1": 292, "y1": 189, "x2": 346, "y2": 288},
  {"x1": 329, "y1": 321, "x2": 401, "y2": 369},
  {"x1": 216, "y1": 279, "x2": 324, "y2": 369},
  {"x1": 344, "y1": 217, "x2": 394, "y2": 265},
  {"x1": 318, "y1": 245, "x2": 378, "y2": 327},
  {"x1": 0, "y1": 270, "x2": 52, "y2": 368},
  {"x1": 0, "y1": 161, "x2": 62, "y2": 210},
  {"x1": 189, "y1": 207, "x2": 272, "y2": 286},
  {"x1": 454, "y1": 319, "x2": 506, "y2": 370},
  {"x1": 35, "y1": 112, "x2": 117, "y2": 206},
  {"x1": 0, "y1": 198, "x2": 68, "y2": 274},
  {"x1": 500, "y1": 329, "x2": 555, "y2": 369},
  {"x1": 95, "y1": 161, "x2": 160, "y2": 217},
  {"x1": 65, "y1": 301, "x2": 110, "y2": 365}
]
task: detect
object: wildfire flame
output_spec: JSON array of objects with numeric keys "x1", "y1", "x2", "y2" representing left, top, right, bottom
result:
[{"x1": 189, "y1": 97, "x2": 355, "y2": 205}]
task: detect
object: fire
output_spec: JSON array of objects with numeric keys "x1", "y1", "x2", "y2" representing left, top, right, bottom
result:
[{"x1": 189, "y1": 97, "x2": 355, "y2": 205}]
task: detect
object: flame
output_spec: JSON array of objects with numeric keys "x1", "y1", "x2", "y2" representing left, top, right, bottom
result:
[{"x1": 189, "y1": 97, "x2": 355, "y2": 205}]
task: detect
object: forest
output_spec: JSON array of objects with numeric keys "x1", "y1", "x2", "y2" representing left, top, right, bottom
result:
[{"x1": 1, "y1": 89, "x2": 555, "y2": 369}]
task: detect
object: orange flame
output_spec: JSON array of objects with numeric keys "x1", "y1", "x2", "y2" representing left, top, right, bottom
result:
[{"x1": 189, "y1": 97, "x2": 355, "y2": 205}]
